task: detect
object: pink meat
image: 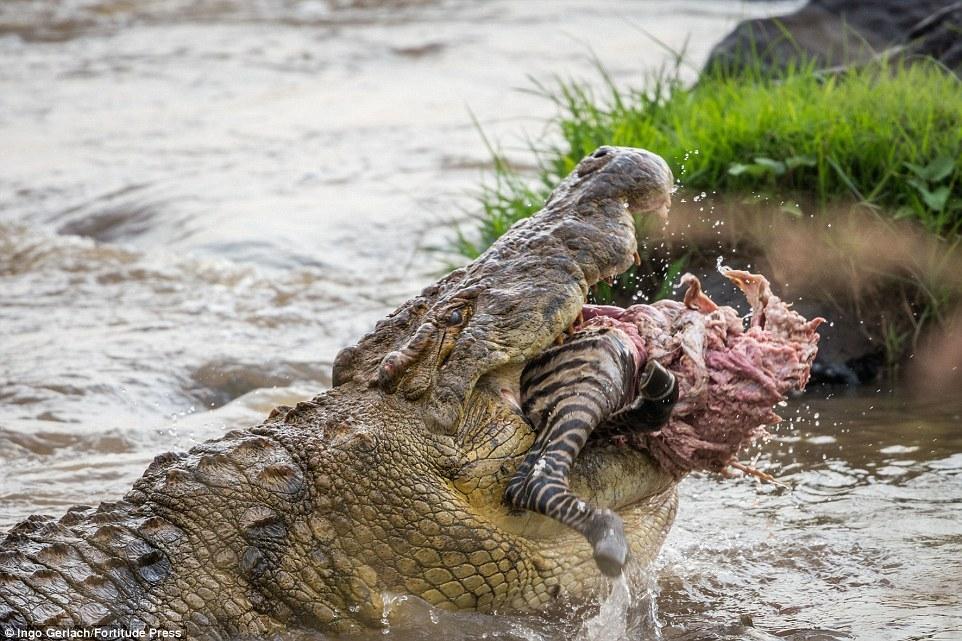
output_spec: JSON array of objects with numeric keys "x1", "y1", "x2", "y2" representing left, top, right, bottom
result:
[{"x1": 580, "y1": 269, "x2": 824, "y2": 478}]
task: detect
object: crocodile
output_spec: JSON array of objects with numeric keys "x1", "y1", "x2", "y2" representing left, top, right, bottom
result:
[{"x1": 0, "y1": 146, "x2": 677, "y2": 638}]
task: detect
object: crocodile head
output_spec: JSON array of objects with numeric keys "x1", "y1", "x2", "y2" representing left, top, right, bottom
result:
[
  {"x1": 323, "y1": 145, "x2": 678, "y2": 614},
  {"x1": 333, "y1": 145, "x2": 674, "y2": 429}
]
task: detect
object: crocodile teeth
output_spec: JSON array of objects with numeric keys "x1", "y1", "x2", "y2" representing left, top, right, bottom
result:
[{"x1": 564, "y1": 310, "x2": 584, "y2": 336}]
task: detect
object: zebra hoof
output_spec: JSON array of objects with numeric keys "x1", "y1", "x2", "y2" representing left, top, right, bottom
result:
[{"x1": 589, "y1": 512, "x2": 628, "y2": 577}]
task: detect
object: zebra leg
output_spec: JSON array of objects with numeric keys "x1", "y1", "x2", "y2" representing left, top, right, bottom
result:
[
  {"x1": 600, "y1": 359, "x2": 679, "y2": 433},
  {"x1": 503, "y1": 448, "x2": 544, "y2": 507},
  {"x1": 505, "y1": 327, "x2": 638, "y2": 576},
  {"x1": 506, "y1": 452, "x2": 629, "y2": 577}
]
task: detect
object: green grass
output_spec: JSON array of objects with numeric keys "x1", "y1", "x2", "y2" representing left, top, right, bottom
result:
[{"x1": 456, "y1": 58, "x2": 962, "y2": 260}]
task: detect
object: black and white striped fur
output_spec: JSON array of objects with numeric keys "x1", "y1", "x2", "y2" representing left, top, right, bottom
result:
[{"x1": 504, "y1": 325, "x2": 677, "y2": 576}]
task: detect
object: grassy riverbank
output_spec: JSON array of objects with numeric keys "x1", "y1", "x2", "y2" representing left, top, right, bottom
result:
[
  {"x1": 457, "y1": 60, "x2": 961, "y2": 257},
  {"x1": 456, "y1": 59, "x2": 962, "y2": 379}
]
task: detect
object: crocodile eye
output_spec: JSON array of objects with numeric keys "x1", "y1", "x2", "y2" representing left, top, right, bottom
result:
[{"x1": 446, "y1": 308, "x2": 463, "y2": 327}]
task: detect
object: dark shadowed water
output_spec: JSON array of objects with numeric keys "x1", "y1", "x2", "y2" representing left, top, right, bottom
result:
[{"x1": 2, "y1": 1, "x2": 960, "y2": 640}]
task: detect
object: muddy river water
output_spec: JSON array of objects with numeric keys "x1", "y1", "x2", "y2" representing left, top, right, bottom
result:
[{"x1": 1, "y1": 1, "x2": 960, "y2": 639}]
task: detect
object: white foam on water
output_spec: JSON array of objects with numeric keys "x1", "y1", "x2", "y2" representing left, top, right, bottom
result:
[
  {"x1": 580, "y1": 564, "x2": 663, "y2": 641},
  {"x1": 581, "y1": 574, "x2": 631, "y2": 641}
]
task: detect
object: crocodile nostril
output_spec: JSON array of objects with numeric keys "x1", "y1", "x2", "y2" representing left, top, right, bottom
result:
[{"x1": 592, "y1": 148, "x2": 610, "y2": 159}]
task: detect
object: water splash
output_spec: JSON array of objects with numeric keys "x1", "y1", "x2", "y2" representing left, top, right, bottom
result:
[
  {"x1": 580, "y1": 567, "x2": 662, "y2": 641},
  {"x1": 580, "y1": 574, "x2": 631, "y2": 641}
]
